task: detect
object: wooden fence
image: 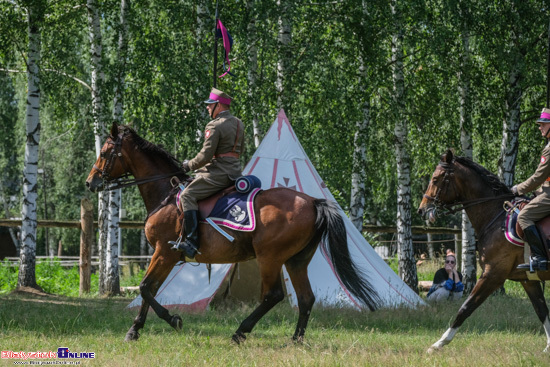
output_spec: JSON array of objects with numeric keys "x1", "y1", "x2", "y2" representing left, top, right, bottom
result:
[{"x1": 1, "y1": 199, "x2": 462, "y2": 294}]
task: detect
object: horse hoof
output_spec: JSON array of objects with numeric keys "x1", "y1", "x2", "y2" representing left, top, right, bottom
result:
[
  {"x1": 124, "y1": 330, "x2": 139, "y2": 342},
  {"x1": 292, "y1": 335, "x2": 304, "y2": 344},
  {"x1": 231, "y1": 332, "x2": 246, "y2": 345},
  {"x1": 170, "y1": 315, "x2": 183, "y2": 331},
  {"x1": 427, "y1": 346, "x2": 440, "y2": 354}
]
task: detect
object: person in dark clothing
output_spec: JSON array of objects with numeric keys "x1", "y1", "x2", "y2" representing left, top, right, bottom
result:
[{"x1": 427, "y1": 252, "x2": 464, "y2": 302}]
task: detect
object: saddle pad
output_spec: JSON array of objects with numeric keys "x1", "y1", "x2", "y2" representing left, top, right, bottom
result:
[
  {"x1": 504, "y1": 202, "x2": 525, "y2": 247},
  {"x1": 201, "y1": 188, "x2": 261, "y2": 231}
]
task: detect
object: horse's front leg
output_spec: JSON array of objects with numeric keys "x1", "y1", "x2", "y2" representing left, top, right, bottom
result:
[
  {"x1": 125, "y1": 248, "x2": 181, "y2": 341},
  {"x1": 520, "y1": 280, "x2": 550, "y2": 352},
  {"x1": 428, "y1": 268, "x2": 506, "y2": 353}
]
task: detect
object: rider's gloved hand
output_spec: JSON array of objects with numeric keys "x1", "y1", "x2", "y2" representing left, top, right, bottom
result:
[
  {"x1": 181, "y1": 160, "x2": 190, "y2": 173},
  {"x1": 511, "y1": 185, "x2": 518, "y2": 195}
]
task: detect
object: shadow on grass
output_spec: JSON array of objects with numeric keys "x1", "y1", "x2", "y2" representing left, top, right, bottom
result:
[{"x1": 1, "y1": 288, "x2": 546, "y2": 342}]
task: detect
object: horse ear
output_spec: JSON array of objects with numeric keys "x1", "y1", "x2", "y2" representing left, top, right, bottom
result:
[
  {"x1": 110, "y1": 121, "x2": 119, "y2": 137},
  {"x1": 441, "y1": 149, "x2": 454, "y2": 164}
]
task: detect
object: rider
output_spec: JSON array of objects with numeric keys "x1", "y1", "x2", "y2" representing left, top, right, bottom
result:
[
  {"x1": 511, "y1": 107, "x2": 550, "y2": 271},
  {"x1": 171, "y1": 87, "x2": 245, "y2": 258}
]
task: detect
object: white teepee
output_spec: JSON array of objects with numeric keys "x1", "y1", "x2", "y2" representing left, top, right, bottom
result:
[{"x1": 128, "y1": 110, "x2": 424, "y2": 311}]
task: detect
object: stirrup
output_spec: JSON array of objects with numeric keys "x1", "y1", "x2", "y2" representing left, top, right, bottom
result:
[
  {"x1": 169, "y1": 236, "x2": 183, "y2": 252},
  {"x1": 517, "y1": 258, "x2": 548, "y2": 272},
  {"x1": 179, "y1": 240, "x2": 201, "y2": 259}
]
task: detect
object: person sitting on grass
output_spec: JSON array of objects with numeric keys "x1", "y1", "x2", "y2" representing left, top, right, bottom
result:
[{"x1": 426, "y1": 251, "x2": 464, "y2": 302}]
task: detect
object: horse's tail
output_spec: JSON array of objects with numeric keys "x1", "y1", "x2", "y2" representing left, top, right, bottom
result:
[{"x1": 313, "y1": 199, "x2": 380, "y2": 311}]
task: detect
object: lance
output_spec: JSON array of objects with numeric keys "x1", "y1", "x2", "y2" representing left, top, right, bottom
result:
[{"x1": 213, "y1": 0, "x2": 219, "y2": 88}]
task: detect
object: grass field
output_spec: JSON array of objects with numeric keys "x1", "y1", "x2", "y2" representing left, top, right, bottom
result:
[{"x1": 1, "y1": 261, "x2": 550, "y2": 367}]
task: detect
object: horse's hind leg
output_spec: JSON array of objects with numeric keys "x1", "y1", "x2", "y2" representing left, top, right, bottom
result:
[
  {"x1": 125, "y1": 298, "x2": 150, "y2": 342},
  {"x1": 284, "y1": 262, "x2": 315, "y2": 342},
  {"x1": 428, "y1": 267, "x2": 507, "y2": 353},
  {"x1": 232, "y1": 260, "x2": 285, "y2": 344},
  {"x1": 125, "y1": 249, "x2": 181, "y2": 341},
  {"x1": 521, "y1": 281, "x2": 550, "y2": 352}
]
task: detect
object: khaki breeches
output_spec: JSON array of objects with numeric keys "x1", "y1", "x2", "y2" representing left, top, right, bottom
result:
[
  {"x1": 181, "y1": 176, "x2": 233, "y2": 212},
  {"x1": 517, "y1": 192, "x2": 550, "y2": 229}
]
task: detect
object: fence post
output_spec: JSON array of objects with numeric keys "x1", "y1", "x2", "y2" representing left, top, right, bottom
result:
[{"x1": 80, "y1": 198, "x2": 93, "y2": 295}]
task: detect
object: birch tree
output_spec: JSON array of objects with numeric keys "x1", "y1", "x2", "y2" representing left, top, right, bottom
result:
[
  {"x1": 246, "y1": 0, "x2": 261, "y2": 148},
  {"x1": 457, "y1": 6, "x2": 476, "y2": 294},
  {"x1": 18, "y1": 0, "x2": 44, "y2": 289},
  {"x1": 86, "y1": 0, "x2": 111, "y2": 295},
  {"x1": 104, "y1": 0, "x2": 131, "y2": 296},
  {"x1": 349, "y1": 0, "x2": 371, "y2": 231},
  {"x1": 276, "y1": 0, "x2": 291, "y2": 110},
  {"x1": 391, "y1": 0, "x2": 417, "y2": 292}
]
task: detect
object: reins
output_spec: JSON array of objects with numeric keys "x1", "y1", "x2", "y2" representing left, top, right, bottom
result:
[
  {"x1": 424, "y1": 194, "x2": 515, "y2": 216},
  {"x1": 94, "y1": 130, "x2": 187, "y2": 192},
  {"x1": 101, "y1": 172, "x2": 185, "y2": 192}
]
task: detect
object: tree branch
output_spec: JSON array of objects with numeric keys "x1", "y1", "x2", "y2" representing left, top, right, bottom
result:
[{"x1": 0, "y1": 68, "x2": 91, "y2": 90}]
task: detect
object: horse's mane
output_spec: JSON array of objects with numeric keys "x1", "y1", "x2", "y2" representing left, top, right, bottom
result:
[
  {"x1": 453, "y1": 156, "x2": 512, "y2": 196},
  {"x1": 119, "y1": 125, "x2": 181, "y2": 171}
]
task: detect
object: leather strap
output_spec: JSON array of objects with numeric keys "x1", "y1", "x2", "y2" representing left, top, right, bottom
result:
[
  {"x1": 231, "y1": 120, "x2": 241, "y2": 153},
  {"x1": 215, "y1": 152, "x2": 240, "y2": 158}
]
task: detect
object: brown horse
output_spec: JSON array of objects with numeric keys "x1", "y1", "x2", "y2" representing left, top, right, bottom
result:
[
  {"x1": 86, "y1": 122, "x2": 380, "y2": 343},
  {"x1": 418, "y1": 149, "x2": 550, "y2": 352}
]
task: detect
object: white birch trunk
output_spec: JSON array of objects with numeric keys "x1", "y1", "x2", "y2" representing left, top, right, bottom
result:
[
  {"x1": 498, "y1": 65, "x2": 521, "y2": 187},
  {"x1": 102, "y1": 0, "x2": 130, "y2": 296},
  {"x1": 247, "y1": 0, "x2": 261, "y2": 147},
  {"x1": 391, "y1": 0, "x2": 417, "y2": 292},
  {"x1": 350, "y1": 60, "x2": 369, "y2": 231},
  {"x1": 87, "y1": 0, "x2": 109, "y2": 294},
  {"x1": 18, "y1": 4, "x2": 42, "y2": 289},
  {"x1": 106, "y1": 189, "x2": 120, "y2": 295},
  {"x1": 458, "y1": 30, "x2": 476, "y2": 294},
  {"x1": 276, "y1": 0, "x2": 291, "y2": 110},
  {"x1": 112, "y1": 0, "x2": 128, "y2": 125},
  {"x1": 349, "y1": 1, "x2": 370, "y2": 231}
]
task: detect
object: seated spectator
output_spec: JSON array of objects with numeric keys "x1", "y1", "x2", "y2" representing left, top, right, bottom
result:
[{"x1": 426, "y1": 251, "x2": 464, "y2": 302}]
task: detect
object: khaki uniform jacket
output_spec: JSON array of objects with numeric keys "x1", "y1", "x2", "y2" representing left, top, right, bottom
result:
[
  {"x1": 188, "y1": 110, "x2": 245, "y2": 184},
  {"x1": 517, "y1": 142, "x2": 550, "y2": 196}
]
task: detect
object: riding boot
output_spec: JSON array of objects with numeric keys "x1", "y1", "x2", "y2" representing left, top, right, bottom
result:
[
  {"x1": 517, "y1": 225, "x2": 548, "y2": 271},
  {"x1": 170, "y1": 210, "x2": 200, "y2": 259}
]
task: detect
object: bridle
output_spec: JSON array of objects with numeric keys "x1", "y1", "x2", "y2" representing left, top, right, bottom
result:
[
  {"x1": 92, "y1": 132, "x2": 131, "y2": 183},
  {"x1": 423, "y1": 161, "x2": 459, "y2": 216},
  {"x1": 423, "y1": 159, "x2": 514, "y2": 242},
  {"x1": 91, "y1": 131, "x2": 185, "y2": 192}
]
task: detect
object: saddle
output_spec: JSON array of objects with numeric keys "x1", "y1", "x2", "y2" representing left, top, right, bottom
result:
[
  {"x1": 174, "y1": 176, "x2": 261, "y2": 220},
  {"x1": 512, "y1": 201, "x2": 550, "y2": 244},
  {"x1": 505, "y1": 200, "x2": 550, "y2": 258}
]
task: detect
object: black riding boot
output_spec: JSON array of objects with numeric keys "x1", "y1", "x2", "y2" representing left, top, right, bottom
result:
[
  {"x1": 170, "y1": 210, "x2": 200, "y2": 259},
  {"x1": 517, "y1": 225, "x2": 548, "y2": 271}
]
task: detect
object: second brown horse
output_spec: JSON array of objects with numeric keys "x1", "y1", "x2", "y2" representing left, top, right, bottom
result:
[
  {"x1": 418, "y1": 150, "x2": 550, "y2": 352},
  {"x1": 86, "y1": 123, "x2": 380, "y2": 343}
]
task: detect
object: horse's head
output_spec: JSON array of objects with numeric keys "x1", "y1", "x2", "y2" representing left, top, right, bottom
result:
[
  {"x1": 86, "y1": 122, "x2": 131, "y2": 193},
  {"x1": 418, "y1": 149, "x2": 461, "y2": 223}
]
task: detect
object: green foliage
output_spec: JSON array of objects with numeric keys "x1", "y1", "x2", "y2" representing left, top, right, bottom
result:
[
  {"x1": 0, "y1": 260, "x2": 18, "y2": 294},
  {"x1": 2, "y1": 0, "x2": 550, "y2": 257}
]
